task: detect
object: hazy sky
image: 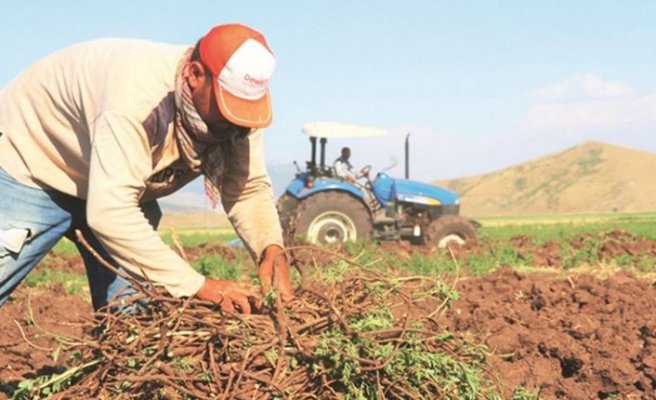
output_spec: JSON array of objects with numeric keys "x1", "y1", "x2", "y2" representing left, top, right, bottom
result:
[{"x1": 1, "y1": 1, "x2": 654, "y2": 181}]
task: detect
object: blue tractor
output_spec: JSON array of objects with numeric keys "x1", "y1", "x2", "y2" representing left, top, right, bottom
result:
[{"x1": 277, "y1": 122, "x2": 478, "y2": 247}]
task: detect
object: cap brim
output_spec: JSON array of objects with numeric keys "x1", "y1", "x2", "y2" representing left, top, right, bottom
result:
[{"x1": 214, "y1": 80, "x2": 272, "y2": 129}]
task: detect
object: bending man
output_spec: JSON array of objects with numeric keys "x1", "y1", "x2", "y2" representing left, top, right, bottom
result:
[{"x1": 0, "y1": 24, "x2": 292, "y2": 313}]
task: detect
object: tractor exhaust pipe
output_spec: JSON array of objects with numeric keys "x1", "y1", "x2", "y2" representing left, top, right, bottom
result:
[
  {"x1": 310, "y1": 137, "x2": 317, "y2": 168},
  {"x1": 405, "y1": 133, "x2": 410, "y2": 179},
  {"x1": 320, "y1": 138, "x2": 327, "y2": 169}
]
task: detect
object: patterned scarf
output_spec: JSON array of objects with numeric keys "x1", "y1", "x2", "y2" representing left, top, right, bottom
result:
[{"x1": 174, "y1": 51, "x2": 227, "y2": 209}]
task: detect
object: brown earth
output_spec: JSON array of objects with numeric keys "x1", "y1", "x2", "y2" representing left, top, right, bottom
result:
[
  {"x1": 444, "y1": 268, "x2": 656, "y2": 399},
  {"x1": 0, "y1": 285, "x2": 91, "y2": 398},
  {"x1": 2, "y1": 234, "x2": 656, "y2": 399}
]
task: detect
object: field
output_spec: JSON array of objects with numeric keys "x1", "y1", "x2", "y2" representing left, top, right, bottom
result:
[{"x1": 1, "y1": 212, "x2": 656, "y2": 399}]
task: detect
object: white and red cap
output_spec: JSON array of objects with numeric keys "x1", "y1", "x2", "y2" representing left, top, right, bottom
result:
[{"x1": 199, "y1": 24, "x2": 275, "y2": 128}]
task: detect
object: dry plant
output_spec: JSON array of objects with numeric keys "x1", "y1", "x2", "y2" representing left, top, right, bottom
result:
[{"x1": 10, "y1": 234, "x2": 501, "y2": 400}]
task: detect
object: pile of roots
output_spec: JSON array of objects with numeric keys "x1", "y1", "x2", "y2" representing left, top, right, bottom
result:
[{"x1": 13, "y1": 247, "x2": 501, "y2": 400}]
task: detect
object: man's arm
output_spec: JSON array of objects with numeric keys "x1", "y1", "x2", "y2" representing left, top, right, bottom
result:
[
  {"x1": 221, "y1": 129, "x2": 283, "y2": 259},
  {"x1": 86, "y1": 110, "x2": 269, "y2": 311},
  {"x1": 86, "y1": 111, "x2": 206, "y2": 297},
  {"x1": 221, "y1": 129, "x2": 293, "y2": 300}
]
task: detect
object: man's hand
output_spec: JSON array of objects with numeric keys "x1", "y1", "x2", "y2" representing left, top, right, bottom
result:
[
  {"x1": 195, "y1": 278, "x2": 261, "y2": 314},
  {"x1": 258, "y1": 245, "x2": 294, "y2": 302}
]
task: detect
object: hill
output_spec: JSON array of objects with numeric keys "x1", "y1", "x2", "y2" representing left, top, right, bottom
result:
[{"x1": 437, "y1": 141, "x2": 656, "y2": 216}]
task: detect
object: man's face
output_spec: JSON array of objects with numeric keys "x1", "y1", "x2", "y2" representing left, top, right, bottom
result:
[
  {"x1": 188, "y1": 61, "x2": 244, "y2": 135},
  {"x1": 343, "y1": 149, "x2": 351, "y2": 160}
]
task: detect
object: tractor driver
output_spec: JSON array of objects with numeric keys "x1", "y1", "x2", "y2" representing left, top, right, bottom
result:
[{"x1": 334, "y1": 147, "x2": 370, "y2": 183}]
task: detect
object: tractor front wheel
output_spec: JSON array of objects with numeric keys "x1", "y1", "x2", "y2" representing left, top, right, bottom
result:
[
  {"x1": 294, "y1": 192, "x2": 372, "y2": 245},
  {"x1": 422, "y1": 215, "x2": 477, "y2": 248}
]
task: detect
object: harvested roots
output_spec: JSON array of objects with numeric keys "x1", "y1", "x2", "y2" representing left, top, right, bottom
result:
[{"x1": 17, "y1": 242, "x2": 499, "y2": 399}]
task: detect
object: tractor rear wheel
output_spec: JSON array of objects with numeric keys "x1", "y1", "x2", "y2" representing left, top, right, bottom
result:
[
  {"x1": 294, "y1": 192, "x2": 372, "y2": 245},
  {"x1": 422, "y1": 215, "x2": 477, "y2": 248}
]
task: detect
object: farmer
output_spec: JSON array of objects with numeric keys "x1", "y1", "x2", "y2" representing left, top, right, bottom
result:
[{"x1": 0, "y1": 23, "x2": 292, "y2": 314}]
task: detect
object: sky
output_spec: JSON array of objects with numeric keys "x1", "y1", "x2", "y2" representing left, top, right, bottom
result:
[{"x1": 0, "y1": 1, "x2": 654, "y2": 182}]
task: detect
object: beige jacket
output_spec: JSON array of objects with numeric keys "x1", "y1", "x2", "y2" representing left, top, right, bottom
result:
[{"x1": 0, "y1": 38, "x2": 283, "y2": 297}]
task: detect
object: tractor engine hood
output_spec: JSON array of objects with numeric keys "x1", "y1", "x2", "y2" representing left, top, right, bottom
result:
[{"x1": 393, "y1": 179, "x2": 460, "y2": 206}]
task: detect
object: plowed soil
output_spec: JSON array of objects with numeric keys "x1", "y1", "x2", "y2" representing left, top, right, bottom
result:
[
  {"x1": 444, "y1": 267, "x2": 656, "y2": 399},
  {"x1": 1, "y1": 233, "x2": 656, "y2": 399}
]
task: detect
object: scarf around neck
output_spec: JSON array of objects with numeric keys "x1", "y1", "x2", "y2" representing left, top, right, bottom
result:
[{"x1": 174, "y1": 51, "x2": 227, "y2": 209}]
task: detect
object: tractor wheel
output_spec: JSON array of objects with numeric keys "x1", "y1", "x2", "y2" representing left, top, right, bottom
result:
[
  {"x1": 422, "y1": 215, "x2": 477, "y2": 248},
  {"x1": 294, "y1": 192, "x2": 373, "y2": 245}
]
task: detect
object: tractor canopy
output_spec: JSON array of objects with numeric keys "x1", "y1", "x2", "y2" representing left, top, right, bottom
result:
[
  {"x1": 302, "y1": 122, "x2": 388, "y2": 139},
  {"x1": 299, "y1": 122, "x2": 388, "y2": 184}
]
